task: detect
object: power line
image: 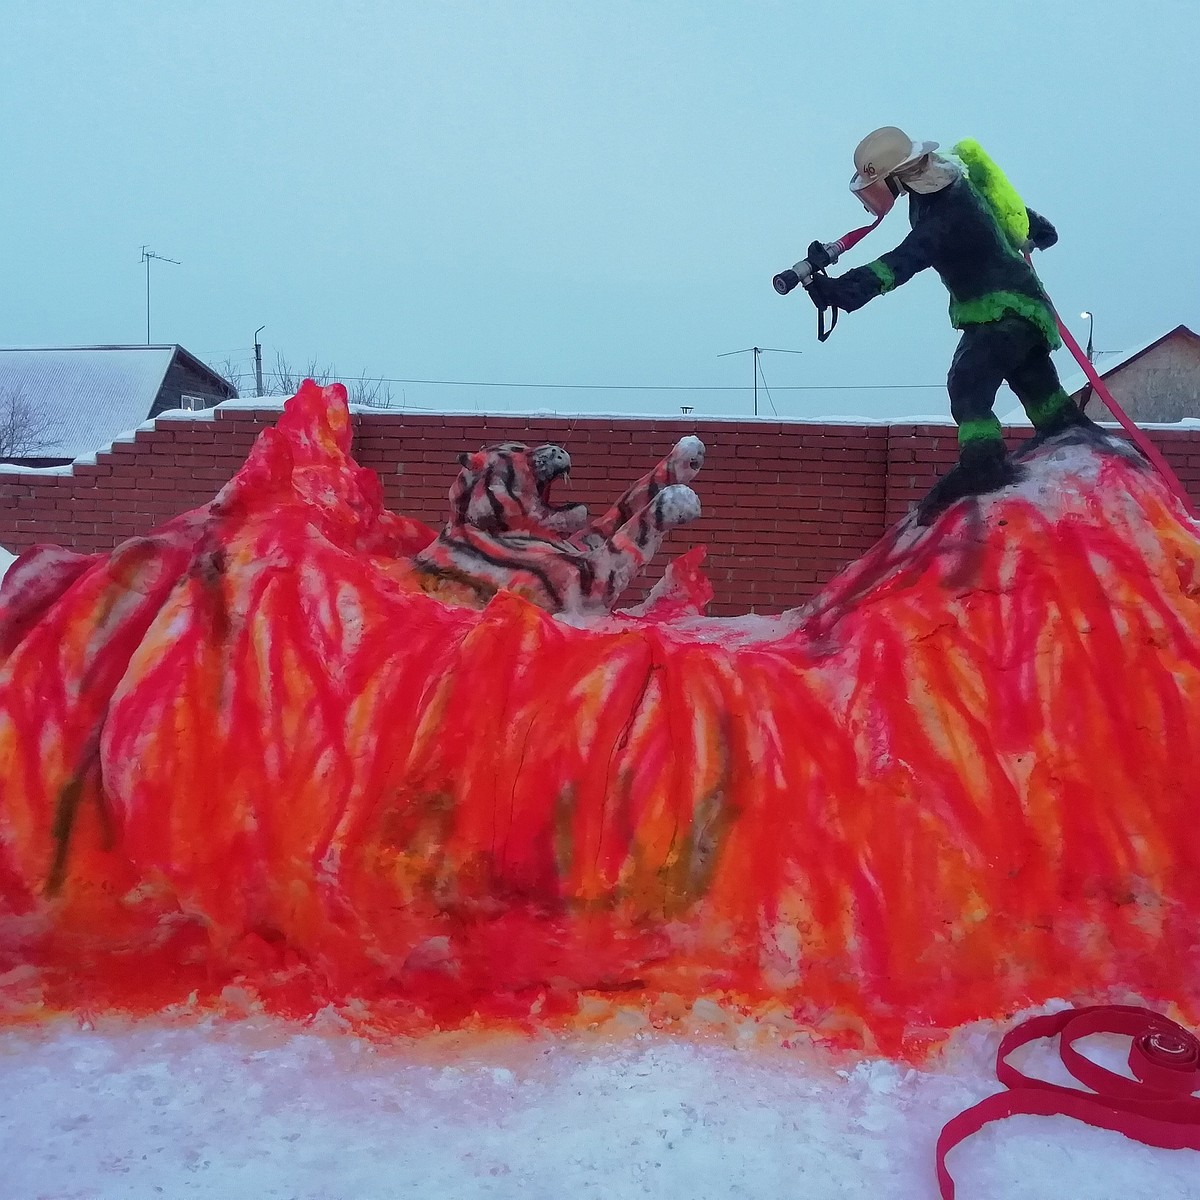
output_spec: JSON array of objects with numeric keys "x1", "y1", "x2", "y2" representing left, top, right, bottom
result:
[{"x1": 258, "y1": 370, "x2": 946, "y2": 392}]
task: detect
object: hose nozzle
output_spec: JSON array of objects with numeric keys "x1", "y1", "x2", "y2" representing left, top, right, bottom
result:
[{"x1": 772, "y1": 240, "x2": 840, "y2": 296}]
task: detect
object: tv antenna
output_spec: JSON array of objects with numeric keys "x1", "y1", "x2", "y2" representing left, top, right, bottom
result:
[
  {"x1": 140, "y1": 246, "x2": 181, "y2": 343},
  {"x1": 717, "y1": 346, "x2": 803, "y2": 417}
]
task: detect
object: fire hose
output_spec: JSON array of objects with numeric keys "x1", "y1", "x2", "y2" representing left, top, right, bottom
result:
[
  {"x1": 1028, "y1": 257, "x2": 1199, "y2": 520},
  {"x1": 936, "y1": 1004, "x2": 1200, "y2": 1198}
]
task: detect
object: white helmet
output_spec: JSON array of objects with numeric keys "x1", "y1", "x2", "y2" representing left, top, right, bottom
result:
[{"x1": 850, "y1": 126, "x2": 939, "y2": 217}]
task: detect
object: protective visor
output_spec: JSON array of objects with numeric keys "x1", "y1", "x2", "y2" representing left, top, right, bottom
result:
[{"x1": 849, "y1": 173, "x2": 900, "y2": 219}]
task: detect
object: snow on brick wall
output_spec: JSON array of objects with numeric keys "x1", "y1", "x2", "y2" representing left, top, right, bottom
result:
[{"x1": 2, "y1": 410, "x2": 1199, "y2": 615}]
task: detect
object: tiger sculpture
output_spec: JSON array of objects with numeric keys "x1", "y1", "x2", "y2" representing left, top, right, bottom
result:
[{"x1": 410, "y1": 436, "x2": 706, "y2": 613}]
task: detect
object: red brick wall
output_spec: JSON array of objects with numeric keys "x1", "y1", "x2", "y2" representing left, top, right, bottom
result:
[{"x1": 3, "y1": 409, "x2": 1199, "y2": 616}]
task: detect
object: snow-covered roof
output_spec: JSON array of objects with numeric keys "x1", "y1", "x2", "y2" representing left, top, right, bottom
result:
[{"x1": 0, "y1": 345, "x2": 231, "y2": 461}]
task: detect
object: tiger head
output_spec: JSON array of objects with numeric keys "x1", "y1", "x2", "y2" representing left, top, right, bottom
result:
[{"x1": 450, "y1": 442, "x2": 587, "y2": 535}]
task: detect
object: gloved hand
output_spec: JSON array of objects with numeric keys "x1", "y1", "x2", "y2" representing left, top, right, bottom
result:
[
  {"x1": 805, "y1": 273, "x2": 839, "y2": 312},
  {"x1": 1025, "y1": 209, "x2": 1058, "y2": 252}
]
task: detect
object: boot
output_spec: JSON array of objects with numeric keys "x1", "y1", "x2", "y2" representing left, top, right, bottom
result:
[
  {"x1": 1016, "y1": 402, "x2": 1107, "y2": 459},
  {"x1": 916, "y1": 439, "x2": 1022, "y2": 527}
]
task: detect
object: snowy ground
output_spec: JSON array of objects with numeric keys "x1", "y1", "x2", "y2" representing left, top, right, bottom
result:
[
  {"x1": 1, "y1": 1014, "x2": 1196, "y2": 1199},
  {"x1": 0, "y1": 513, "x2": 1195, "y2": 1198}
]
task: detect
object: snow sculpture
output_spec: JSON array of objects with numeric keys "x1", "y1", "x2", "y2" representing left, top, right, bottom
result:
[
  {"x1": 1, "y1": 381, "x2": 1198, "y2": 1056},
  {"x1": 409, "y1": 434, "x2": 704, "y2": 613}
]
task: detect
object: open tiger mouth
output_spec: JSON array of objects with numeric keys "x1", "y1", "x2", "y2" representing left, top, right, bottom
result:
[{"x1": 538, "y1": 466, "x2": 571, "y2": 506}]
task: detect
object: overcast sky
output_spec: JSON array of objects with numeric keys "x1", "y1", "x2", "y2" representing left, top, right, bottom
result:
[{"x1": 5, "y1": 0, "x2": 1198, "y2": 419}]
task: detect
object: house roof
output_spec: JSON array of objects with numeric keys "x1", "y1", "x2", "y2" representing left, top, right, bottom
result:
[
  {"x1": 1000, "y1": 324, "x2": 1200, "y2": 423},
  {"x1": 0, "y1": 345, "x2": 233, "y2": 460},
  {"x1": 1065, "y1": 324, "x2": 1200, "y2": 400}
]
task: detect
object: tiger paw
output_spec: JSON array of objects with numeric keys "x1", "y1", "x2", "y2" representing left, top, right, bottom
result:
[
  {"x1": 655, "y1": 484, "x2": 702, "y2": 528},
  {"x1": 667, "y1": 436, "x2": 706, "y2": 483},
  {"x1": 542, "y1": 501, "x2": 589, "y2": 534}
]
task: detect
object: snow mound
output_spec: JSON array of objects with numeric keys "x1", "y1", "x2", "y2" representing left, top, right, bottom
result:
[{"x1": 1, "y1": 392, "x2": 1199, "y2": 1057}]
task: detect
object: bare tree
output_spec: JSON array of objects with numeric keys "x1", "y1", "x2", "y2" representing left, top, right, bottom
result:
[
  {"x1": 0, "y1": 386, "x2": 62, "y2": 459},
  {"x1": 268, "y1": 352, "x2": 337, "y2": 396},
  {"x1": 213, "y1": 356, "x2": 246, "y2": 397},
  {"x1": 347, "y1": 371, "x2": 397, "y2": 409},
  {"x1": 264, "y1": 355, "x2": 397, "y2": 408}
]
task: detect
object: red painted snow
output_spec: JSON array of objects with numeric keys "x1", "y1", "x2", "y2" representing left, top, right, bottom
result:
[{"x1": 2, "y1": 382, "x2": 1199, "y2": 1057}]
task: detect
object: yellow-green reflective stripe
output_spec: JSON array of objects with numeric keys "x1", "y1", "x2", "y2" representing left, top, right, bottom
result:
[
  {"x1": 867, "y1": 260, "x2": 896, "y2": 294},
  {"x1": 958, "y1": 416, "x2": 1003, "y2": 444},
  {"x1": 1025, "y1": 389, "x2": 1073, "y2": 427}
]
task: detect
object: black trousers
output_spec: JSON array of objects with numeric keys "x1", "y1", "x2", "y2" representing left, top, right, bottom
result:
[{"x1": 947, "y1": 317, "x2": 1069, "y2": 439}]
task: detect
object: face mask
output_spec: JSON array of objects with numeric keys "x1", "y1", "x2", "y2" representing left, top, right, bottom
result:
[{"x1": 852, "y1": 173, "x2": 901, "y2": 219}]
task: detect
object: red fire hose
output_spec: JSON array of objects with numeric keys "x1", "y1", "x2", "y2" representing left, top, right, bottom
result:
[
  {"x1": 936, "y1": 1005, "x2": 1200, "y2": 1198},
  {"x1": 1030, "y1": 261, "x2": 1198, "y2": 520},
  {"x1": 834, "y1": 215, "x2": 885, "y2": 255}
]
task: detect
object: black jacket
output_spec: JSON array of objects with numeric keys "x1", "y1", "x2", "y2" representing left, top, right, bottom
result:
[{"x1": 822, "y1": 178, "x2": 1061, "y2": 349}]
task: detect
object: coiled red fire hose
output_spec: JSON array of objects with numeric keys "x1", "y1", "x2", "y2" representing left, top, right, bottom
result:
[{"x1": 936, "y1": 1005, "x2": 1200, "y2": 1198}]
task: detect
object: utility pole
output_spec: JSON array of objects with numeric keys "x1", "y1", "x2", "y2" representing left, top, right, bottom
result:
[
  {"x1": 717, "y1": 347, "x2": 803, "y2": 417},
  {"x1": 140, "y1": 246, "x2": 181, "y2": 343},
  {"x1": 254, "y1": 326, "x2": 266, "y2": 397}
]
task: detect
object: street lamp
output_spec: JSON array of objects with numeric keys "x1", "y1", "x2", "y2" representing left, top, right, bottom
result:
[
  {"x1": 1079, "y1": 311, "x2": 1096, "y2": 414},
  {"x1": 1080, "y1": 311, "x2": 1095, "y2": 365}
]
